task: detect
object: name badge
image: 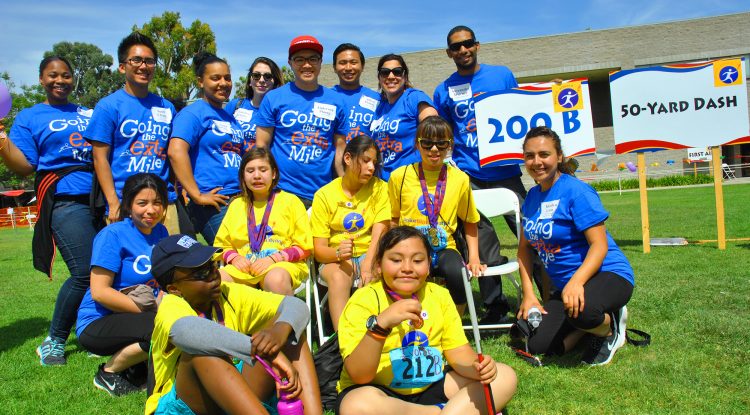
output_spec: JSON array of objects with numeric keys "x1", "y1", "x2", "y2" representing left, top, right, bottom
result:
[
  {"x1": 539, "y1": 200, "x2": 560, "y2": 220},
  {"x1": 313, "y1": 102, "x2": 336, "y2": 121},
  {"x1": 151, "y1": 107, "x2": 172, "y2": 124},
  {"x1": 213, "y1": 120, "x2": 233, "y2": 134},
  {"x1": 234, "y1": 108, "x2": 254, "y2": 123},
  {"x1": 77, "y1": 107, "x2": 93, "y2": 118},
  {"x1": 359, "y1": 95, "x2": 378, "y2": 112},
  {"x1": 448, "y1": 83, "x2": 472, "y2": 101}
]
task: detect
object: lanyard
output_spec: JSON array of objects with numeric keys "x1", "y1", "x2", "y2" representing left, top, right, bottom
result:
[
  {"x1": 417, "y1": 163, "x2": 447, "y2": 230},
  {"x1": 382, "y1": 281, "x2": 424, "y2": 329},
  {"x1": 247, "y1": 191, "x2": 276, "y2": 253},
  {"x1": 195, "y1": 301, "x2": 224, "y2": 326}
]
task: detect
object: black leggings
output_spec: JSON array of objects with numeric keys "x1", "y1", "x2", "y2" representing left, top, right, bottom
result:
[
  {"x1": 527, "y1": 272, "x2": 633, "y2": 356},
  {"x1": 433, "y1": 248, "x2": 467, "y2": 305},
  {"x1": 78, "y1": 312, "x2": 156, "y2": 356}
]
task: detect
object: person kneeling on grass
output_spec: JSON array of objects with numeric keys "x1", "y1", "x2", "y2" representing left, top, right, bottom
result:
[
  {"x1": 145, "y1": 234, "x2": 323, "y2": 415},
  {"x1": 336, "y1": 226, "x2": 516, "y2": 415}
]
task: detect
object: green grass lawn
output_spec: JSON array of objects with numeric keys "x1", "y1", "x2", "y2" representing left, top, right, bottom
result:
[{"x1": 1, "y1": 184, "x2": 749, "y2": 414}]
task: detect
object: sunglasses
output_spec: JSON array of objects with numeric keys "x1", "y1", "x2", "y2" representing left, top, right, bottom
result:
[
  {"x1": 378, "y1": 67, "x2": 405, "y2": 78},
  {"x1": 175, "y1": 262, "x2": 217, "y2": 283},
  {"x1": 448, "y1": 39, "x2": 477, "y2": 52},
  {"x1": 251, "y1": 72, "x2": 274, "y2": 82},
  {"x1": 418, "y1": 138, "x2": 451, "y2": 150}
]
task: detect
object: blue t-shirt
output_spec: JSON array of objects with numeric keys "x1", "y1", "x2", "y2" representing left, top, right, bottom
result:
[
  {"x1": 521, "y1": 174, "x2": 634, "y2": 290},
  {"x1": 84, "y1": 89, "x2": 176, "y2": 201},
  {"x1": 75, "y1": 218, "x2": 169, "y2": 337},
  {"x1": 369, "y1": 88, "x2": 433, "y2": 181},
  {"x1": 225, "y1": 98, "x2": 259, "y2": 150},
  {"x1": 170, "y1": 100, "x2": 245, "y2": 196},
  {"x1": 255, "y1": 83, "x2": 347, "y2": 200},
  {"x1": 433, "y1": 64, "x2": 521, "y2": 181},
  {"x1": 332, "y1": 85, "x2": 380, "y2": 142},
  {"x1": 10, "y1": 103, "x2": 93, "y2": 195}
]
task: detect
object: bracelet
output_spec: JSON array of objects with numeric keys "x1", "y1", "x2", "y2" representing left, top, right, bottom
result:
[
  {"x1": 335, "y1": 248, "x2": 340, "y2": 261},
  {"x1": 366, "y1": 330, "x2": 387, "y2": 341},
  {"x1": 270, "y1": 254, "x2": 277, "y2": 263}
]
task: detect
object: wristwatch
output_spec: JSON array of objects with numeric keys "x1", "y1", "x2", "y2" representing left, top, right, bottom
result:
[{"x1": 366, "y1": 315, "x2": 391, "y2": 336}]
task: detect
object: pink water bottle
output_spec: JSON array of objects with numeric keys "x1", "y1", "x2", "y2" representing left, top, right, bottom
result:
[
  {"x1": 277, "y1": 380, "x2": 304, "y2": 415},
  {"x1": 255, "y1": 355, "x2": 304, "y2": 415}
]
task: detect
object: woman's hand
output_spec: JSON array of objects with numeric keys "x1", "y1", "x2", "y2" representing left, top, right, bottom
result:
[
  {"x1": 231, "y1": 255, "x2": 253, "y2": 273},
  {"x1": 474, "y1": 354, "x2": 498, "y2": 385},
  {"x1": 248, "y1": 256, "x2": 274, "y2": 276},
  {"x1": 272, "y1": 353, "x2": 301, "y2": 399},
  {"x1": 377, "y1": 299, "x2": 422, "y2": 330},
  {"x1": 251, "y1": 324, "x2": 288, "y2": 359},
  {"x1": 562, "y1": 281, "x2": 585, "y2": 318},
  {"x1": 359, "y1": 269, "x2": 375, "y2": 287},
  {"x1": 107, "y1": 200, "x2": 121, "y2": 223},
  {"x1": 194, "y1": 187, "x2": 229, "y2": 210},
  {"x1": 337, "y1": 238, "x2": 353, "y2": 261},
  {"x1": 517, "y1": 296, "x2": 545, "y2": 320},
  {"x1": 467, "y1": 260, "x2": 487, "y2": 278}
]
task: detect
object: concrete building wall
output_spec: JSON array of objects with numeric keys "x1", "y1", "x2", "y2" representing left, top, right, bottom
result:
[{"x1": 319, "y1": 12, "x2": 750, "y2": 182}]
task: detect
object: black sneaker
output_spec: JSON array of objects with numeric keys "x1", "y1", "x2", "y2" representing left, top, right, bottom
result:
[
  {"x1": 93, "y1": 363, "x2": 141, "y2": 396},
  {"x1": 582, "y1": 306, "x2": 628, "y2": 366},
  {"x1": 123, "y1": 362, "x2": 147, "y2": 390},
  {"x1": 479, "y1": 306, "x2": 516, "y2": 326}
]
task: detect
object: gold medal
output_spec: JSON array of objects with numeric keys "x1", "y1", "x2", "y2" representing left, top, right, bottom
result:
[{"x1": 428, "y1": 227, "x2": 439, "y2": 246}]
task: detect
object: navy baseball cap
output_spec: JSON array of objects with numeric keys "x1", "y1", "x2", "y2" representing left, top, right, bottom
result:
[{"x1": 151, "y1": 234, "x2": 220, "y2": 288}]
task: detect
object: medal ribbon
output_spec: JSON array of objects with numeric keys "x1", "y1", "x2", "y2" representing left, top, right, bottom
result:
[
  {"x1": 417, "y1": 163, "x2": 447, "y2": 230},
  {"x1": 195, "y1": 301, "x2": 224, "y2": 326},
  {"x1": 382, "y1": 281, "x2": 423, "y2": 329},
  {"x1": 247, "y1": 190, "x2": 277, "y2": 254}
]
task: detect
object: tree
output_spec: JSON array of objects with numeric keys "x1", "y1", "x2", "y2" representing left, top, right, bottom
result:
[
  {"x1": 133, "y1": 11, "x2": 216, "y2": 108},
  {"x1": 281, "y1": 66, "x2": 295, "y2": 84},
  {"x1": 44, "y1": 42, "x2": 124, "y2": 108},
  {"x1": 233, "y1": 75, "x2": 248, "y2": 100}
]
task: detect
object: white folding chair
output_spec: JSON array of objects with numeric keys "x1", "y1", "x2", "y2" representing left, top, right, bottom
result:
[
  {"x1": 25, "y1": 213, "x2": 37, "y2": 230},
  {"x1": 295, "y1": 268, "x2": 313, "y2": 351},
  {"x1": 462, "y1": 188, "x2": 523, "y2": 336},
  {"x1": 722, "y1": 163, "x2": 737, "y2": 179}
]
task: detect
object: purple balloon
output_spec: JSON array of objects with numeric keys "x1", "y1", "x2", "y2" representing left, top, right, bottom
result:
[
  {"x1": 626, "y1": 161, "x2": 637, "y2": 172},
  {"x1": 0, "y1": 81, "x2": 11, "y2": 119}
]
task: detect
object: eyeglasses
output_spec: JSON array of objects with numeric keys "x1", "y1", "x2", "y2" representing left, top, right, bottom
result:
[
  {"x1": 125, "y1": 57, "x2": 157, "y2": 67},
  {"x1": 251, "y1": 72, "x2": 275, "y2": 82},
  {"x1": 291, "y1": 55, "x2": 321, "y2": 65},
  {"x1": 418, "y1": 138, "x2": 451, "y2": 150},
  {"x1": 378, "y1": 67, "x2": 405, "y2": 78},
  {"x1": 174, "y1": 262, "x2": 217, "y2": 283},
  {"x1": 448, "y1": 39, "x2": 477, "y2": 52}
]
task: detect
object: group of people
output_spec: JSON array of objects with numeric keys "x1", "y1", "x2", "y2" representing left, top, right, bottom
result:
[{"x1": 0, "y1": 23, "x2": 635, "y2": 415}]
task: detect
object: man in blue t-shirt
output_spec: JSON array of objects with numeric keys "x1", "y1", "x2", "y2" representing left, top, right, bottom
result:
[
  {"x1": 255, "y1": 35, "x2": 347, "y2": 206},
  {"x1": 85, "y1": 32, "x2": 178, "y2": 233},
  {"x1": 330, "y1": 43, "x2": 380, "y2": 143},
  {"x1": 434, "y1": 26, "x2": 528, "y2": 325}
]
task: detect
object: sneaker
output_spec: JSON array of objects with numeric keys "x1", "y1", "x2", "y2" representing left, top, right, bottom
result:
[
  {"x1": 582, "y1": 306, "x2": 628, "y2": 366},
  {"x1": 123, "y1": 362, "x2": 147, "y2": 390},
  {"x1": 93, "y1": 363, "x2": 141, "y2": 396},
  {"x1": 479, "y1": 306, "x2": 516, "y2": 326},
  {"x1": 36, "y1": 336, "x2": 66, "y2": 366}
]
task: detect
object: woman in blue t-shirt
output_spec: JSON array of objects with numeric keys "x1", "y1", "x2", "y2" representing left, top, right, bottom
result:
[
  {"x1": 168, "y1": 52, "x2": 246, "y2": 245},
  {"x1": 369, "y1": 54, "x2": 438, "y2": 180},
  {"x1": 225, "y1": 57, "x2": 285, "y2": 150},
  {"x1": 76, "y1": 173, "x2": 169, "y2": 395},
  {"x1": 0, "y1": 56, "x2": 101, "y2": 366},
  {"x1": 517, "y1": 126, "x2": 634, "y2": 366}
]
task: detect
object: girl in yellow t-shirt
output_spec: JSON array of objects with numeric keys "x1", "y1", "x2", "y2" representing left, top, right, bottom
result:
[
  {"x1": 214, "y1": 147, "x2": 312, "y2": 295},
  {"x1": 388, "y1": 116, "x2": 485, "y2": 315},
  {"x1": 336, "y1": 226, "x2": 516, "y2": 414},
  {"x1": 311, "y1": 135, "x2": 391, "y2": 331}
]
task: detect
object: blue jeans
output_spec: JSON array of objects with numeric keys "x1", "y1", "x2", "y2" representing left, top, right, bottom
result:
[
  {"x1": 187, "y1": 202, "x2": 230, "y2": 246},
  {"x1": 48, "y1": 199, "x2": 99, "y2": 341}
]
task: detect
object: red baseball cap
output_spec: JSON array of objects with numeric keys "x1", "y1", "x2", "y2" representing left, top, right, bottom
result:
[{"x1": 289, "y1": 35, "x2": 323, "y2": 58}]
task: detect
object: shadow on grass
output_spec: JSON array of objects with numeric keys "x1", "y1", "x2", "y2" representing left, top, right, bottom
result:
[{"x1": 0, "y1": 317, "x2": 48, "y2": 352}]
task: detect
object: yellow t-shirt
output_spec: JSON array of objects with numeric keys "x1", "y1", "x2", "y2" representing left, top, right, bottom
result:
[
  {"x1": 310, "y1": 177, "x2": 390, "y2": 255},
  {"x1": 214, "y1": 191, "x2": 312, "y2": 286},
  {"x1": 337, "y1": 282, "x2": 468, "y2": 395},
  {"x1": 145, "y1": 282, "x2": 284, "y2": 415},
  {"x1": 388, "y1": 163, "x2": 480, "y2": 251}
]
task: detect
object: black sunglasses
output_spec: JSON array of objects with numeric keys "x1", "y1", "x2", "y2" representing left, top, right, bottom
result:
[
  {"x1": 175, "y1": 262, "x2": 217, "y2": 283},
  {"x1": 448, "y1": 39, "x2": 477, "y2": 52},
  {"x1": 251, "y1": 72, "x2": 274, "y2": 82},
  {"x1": 418, "y1": 138, "x2": 451, "y2": 150},
  {"x1": 378, "y1": 67, "x2": 405, "y2": 78}
]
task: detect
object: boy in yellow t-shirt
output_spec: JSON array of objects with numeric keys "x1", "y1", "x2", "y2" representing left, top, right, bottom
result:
[{"x1": 145, "y1": 234, "x2": 322, "y2": 415}]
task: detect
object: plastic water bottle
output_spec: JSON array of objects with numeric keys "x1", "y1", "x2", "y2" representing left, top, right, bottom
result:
[
  {"x1": 528, "y1": 307, "x2": 543, "y2": 329},
  {"x1": 277, "y1": 381, "x2": 304, "y2": 415}
]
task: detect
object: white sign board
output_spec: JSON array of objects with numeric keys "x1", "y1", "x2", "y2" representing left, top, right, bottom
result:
[
  {"x1": 610, "y1": 58, "x2": 750, "y2": 153},
  {"x1": 475, "y1": 79, "x2": 596, "y2": 167},
  {"x1": 687, "y1": 147, "x2": 711, "y2": 162}
]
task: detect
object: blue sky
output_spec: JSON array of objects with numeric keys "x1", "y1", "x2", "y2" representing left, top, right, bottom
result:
[{"x1": 2, "y1": 0, "x2": 748, "y2": 91}]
